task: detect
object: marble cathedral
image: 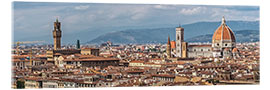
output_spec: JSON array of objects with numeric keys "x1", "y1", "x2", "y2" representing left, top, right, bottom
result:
[{"x1": 167, "y1": 17, "x2": 240, "y2": 59}]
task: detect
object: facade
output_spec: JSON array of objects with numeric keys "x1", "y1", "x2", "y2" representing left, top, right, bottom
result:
[
  {"x1": 46, "y1": 49, "x2": 81, "y2": 60},
  {"x1": 53, "y1": 18, "x2": 62, "y2": 50},
  {"x1": 175, "y1": 26, "x2": 184, "y2": 57},
  {"x1": 172, "y1": 17, "x2": 237, "y2": 59},
  {"x1": 81, "y1": 48, "x2": 99, "y2": 56},
  {"x1": 187, "y1": 45, "x2": 212, "y2": 58},
  {"x1": 212, "y1": 16, "x2": 236, "y2": 58}
]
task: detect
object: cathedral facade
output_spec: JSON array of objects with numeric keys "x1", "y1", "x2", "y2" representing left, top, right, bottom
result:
[{"x1": 167, "y1": 17, "x2": 238, "y2": 59}]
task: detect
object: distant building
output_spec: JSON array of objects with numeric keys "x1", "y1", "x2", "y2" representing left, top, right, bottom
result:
[
  {"x1": 172, "y1": 17, "x2": 238, "y2": 59},
  {"x1": 47, "y1": 19, "x2": 100, "y2": 61},
  {"x1": 175, "y1": 25, "x2": 184, "y2": 57},
  {"x1": 212, "y1": 16, "x2": 236, "y2": 58},
  {"x1": 53, "y1": 18, "x2": 62, "y2": 50},
  {"x1": 81, "y1": 48, "x2": 99, "y2": 56},
  {"x1": 166, "y1": 36, "x2": 172, "y2": 58}
]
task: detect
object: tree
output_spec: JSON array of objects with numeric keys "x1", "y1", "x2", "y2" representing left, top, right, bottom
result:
[{"x1": 16, "y1": 79, "x2": 25, "y2": 89}]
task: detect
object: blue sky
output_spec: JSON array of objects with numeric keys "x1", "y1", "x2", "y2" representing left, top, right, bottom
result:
[{"x1": 13, "y1": 2, "x2": 259, "y2": 42}]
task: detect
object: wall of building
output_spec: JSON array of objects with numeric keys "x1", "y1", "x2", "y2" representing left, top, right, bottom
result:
[{"x1": 187, "y1": 46, "x2": 212, "y2": 58}]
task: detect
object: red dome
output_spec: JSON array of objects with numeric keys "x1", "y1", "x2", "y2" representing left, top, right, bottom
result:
[
  {"x1": 232, "y1": 48, "x2": 239, "y2": 53},
  {"x1": 212, "y1": 17, "x2": 236, "y2": 43}
]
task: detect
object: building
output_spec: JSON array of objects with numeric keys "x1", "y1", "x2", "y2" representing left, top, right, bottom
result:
[
  {"x1": 212, "y1": 16, "x2": 236, "y2": 58},
  {"x1": 53, "y1": 18, "x2": 62, "y2": 50},
  {"x1": 81, "y1": 48, "x2": 99, "y2": 56},
  {"x1": 46, "y1": 49, "x2": 81, "y2": 61},
  {"x1": 62, "y1": 56, "x2": 120, "y2": 68},
  {"x1": 166, "y1": 36, "x2": 172, "y2": 58},
  {"x1": 172, "y1": 17, "x2": 237, "y2": 59},
  {"x1": 47, "y1": 19, "x2": 99, "y2": 61},
  {"x1": 175, "y1": 25, "x2": 184, "y2": 57}
]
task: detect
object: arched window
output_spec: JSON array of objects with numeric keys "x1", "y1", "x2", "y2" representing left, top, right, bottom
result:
[
  {"x1": 225, "y1": 44, "x2": 228, "y2": 46},
  {"x1": 217, "y1": 43, "x2": 219, "y2": 46},
  {"x1": 201, "y1": 49, "x2": 203, "y2": 51}
]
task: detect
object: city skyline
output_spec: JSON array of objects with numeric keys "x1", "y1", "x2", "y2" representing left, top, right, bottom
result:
[{"x1": 12, "y1": 2, "x2": 260, "y2": 89}]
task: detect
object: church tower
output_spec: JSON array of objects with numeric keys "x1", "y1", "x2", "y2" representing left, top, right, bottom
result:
[
  {"x1": 176, "y1": 25, "x2": 184, "y2": 58},
  {"x1": 166, "y1": 35, "x2": 172, "y2": 58},
  {"x1": 53, "y1": 18, "x2": 62, "y2": 50}
]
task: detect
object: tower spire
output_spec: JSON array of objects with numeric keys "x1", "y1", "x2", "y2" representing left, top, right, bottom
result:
[
  {"x1": 167, "y1": 35, "x2": 171, "y2": 44},
  {"x1": 56, "y1": 17, "x2": 59, "y2": 23},
  {"x1": 166, "y1": 35, "x2": 172, "y2": 58},
  {"x1": 222, "y1": 16, "x2": 226, "y2": 24}
]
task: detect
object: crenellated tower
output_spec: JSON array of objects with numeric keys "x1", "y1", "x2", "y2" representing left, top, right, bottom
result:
[{"x1": 53, "y1": 18, "x2": 62, "y2": 50}]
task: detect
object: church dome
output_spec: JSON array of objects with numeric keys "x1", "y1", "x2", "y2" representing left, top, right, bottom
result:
[
  {"x1": 212, "y1": 17, "x2": 236, "y2": 43},
  {"x1": 232, "y1": 48, "x2": 239, "y2": 53}
]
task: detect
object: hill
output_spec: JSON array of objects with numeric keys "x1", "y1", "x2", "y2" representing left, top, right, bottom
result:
[{"x1": 88, "y1": 21, "x2": 259, "y2": 44}]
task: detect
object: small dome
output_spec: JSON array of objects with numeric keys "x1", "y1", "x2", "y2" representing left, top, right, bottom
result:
[
  {"x1": 232, "y1": 48, "x2": 239, "y2": 53},
  {"x1": 212, "y1": 17, "x2": 236, "y2": 43}
]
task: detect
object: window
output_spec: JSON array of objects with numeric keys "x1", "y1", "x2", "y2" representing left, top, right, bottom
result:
[
  {"x1": 225, "y1": 44, "x2": 228, "y2": 46},
  {"x1": 217, "y1": 43, "x2": 219, "y2": 46},
  {"x1": 201, "y1": 49, "x2": 203, "y2": 51},
  {"x1": 194, "y1": 49, "x2": 196, "y2": 51}
]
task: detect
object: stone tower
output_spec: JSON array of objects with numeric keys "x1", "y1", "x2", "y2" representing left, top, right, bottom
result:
[
  {"x1": 53, "y1": 18, "x2": 62, "y2": 50},
  {"x1": 166, "y1": 35, "x2": 171, "y2": 58},
  {"x1": 76, "y1": 39, "x2": 80, "y2": 49},
  {"x1": 176, "y1": 25, "x2": 184, "y2": 58}
]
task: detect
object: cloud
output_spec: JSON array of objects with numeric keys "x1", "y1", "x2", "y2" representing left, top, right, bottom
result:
[
  {"x1": 153, "y1": 5, "x2": 174, "y2": 10},
  {"x1": 13, "y1": 2, "x2": 259, "y2": 42},
  {"x1": 179, "y1": 7, "x2": 207, "y2": 15},
  {"x1": 74, "y1": 5, "x2": 90, "y2": 10}
]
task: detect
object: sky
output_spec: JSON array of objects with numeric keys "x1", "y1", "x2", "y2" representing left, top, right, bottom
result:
[{"x1": 13, "y1": 2, "x2": 259, "y2": 43}]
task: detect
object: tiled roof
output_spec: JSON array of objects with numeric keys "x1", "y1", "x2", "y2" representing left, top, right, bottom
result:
[{"x1": 212, "y1": 17, "x2": 236, "y2": 43}]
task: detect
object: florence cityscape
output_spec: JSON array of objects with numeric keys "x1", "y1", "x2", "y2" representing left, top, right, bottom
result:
[{"x1": 12, "y1": 2, "x2": 259, "y2": 88}]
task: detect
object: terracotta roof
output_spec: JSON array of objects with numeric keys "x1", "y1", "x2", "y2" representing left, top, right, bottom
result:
[
  {"x1": 12, "y1": 59, "x2": 30, "y2": 62},
  {"x1": 150, "y1": 58, "x2": 163, "y2": 61},
  {"x1": 81, "y1": 48, "x2": 99, "y2": 50},
  {"x1": 130, "y1": 60, "x2": 144, "y2": 63},
  {"x1": 188, "y1": 45, "x2": 211, "y2": 47},
  {"x1": 152, "y1": 74, "x2": 175, "y2": 78},
  {"x1": 63, "y1": 57, "x2": 119, "y2": 61},
  {"x1": 232, "y1": 48, "x2": 239, "y2": 53},
  {"x1": 212, "y1": 17, "x2": 236, "y2": 43},
  {"x1": 170, "y1": 41, "x2": 176, "y2": 49}
]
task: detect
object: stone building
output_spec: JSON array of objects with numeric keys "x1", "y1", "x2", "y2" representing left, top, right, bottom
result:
[
  {"x1": 212, "y1": 16, "x2": 236, "y2": 58},
  {"x1": 46, "y1": 19, "x2": 100, "y2": 61},
  {"x1": 53, "y1": 18, "x2": 62, "y2": 50},
  {"x1": 170, "y1": 17, "x2": 238, "y2": 59},
  {"x1": 175, "y1": 25, "x2": 184, "y2": 57}
]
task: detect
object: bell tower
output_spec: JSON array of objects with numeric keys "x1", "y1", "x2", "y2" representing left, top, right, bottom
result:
[
  {"x1": 53, "y1": 18, "x2": 62, "y2": 50},
  {"x1": 176, "y1": 25, "x2": 184, "y2": 58}
]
